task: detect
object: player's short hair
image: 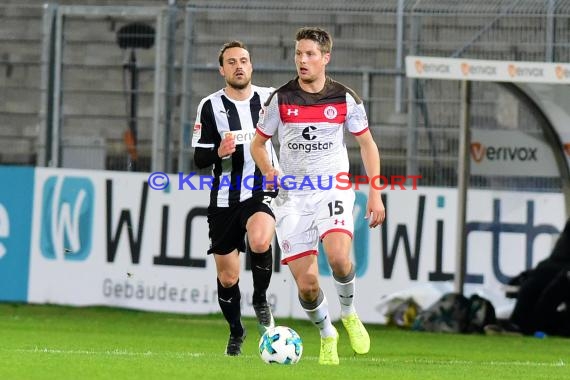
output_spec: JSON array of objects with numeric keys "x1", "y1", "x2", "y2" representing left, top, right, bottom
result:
[
  {"x1": 218, "y1": 40, "x2": 248, "y2": 66},
  {"x1": 295, "y1": 27, "x2": 333, "y2": 54}
]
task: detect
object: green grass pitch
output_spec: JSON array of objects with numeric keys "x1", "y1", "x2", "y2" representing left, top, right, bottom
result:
[{"x1": 1, "y1": 303, "x2": 568, "y2": 379}]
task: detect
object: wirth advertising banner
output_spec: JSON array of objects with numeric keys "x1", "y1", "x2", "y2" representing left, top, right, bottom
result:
[
  {"x1": 0, "y1": 166, "x2": 563, "y2": 323},
  {"x1": 27, "y1": 169, "x2": 295, "y2": 318}
]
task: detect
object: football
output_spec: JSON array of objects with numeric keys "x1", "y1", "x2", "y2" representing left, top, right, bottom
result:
[{"x1": 258, "y1": 326, "x2": 303, "y2": 364}]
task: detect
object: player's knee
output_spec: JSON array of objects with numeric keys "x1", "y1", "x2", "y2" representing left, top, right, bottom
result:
[
  {"x1": 218, "y1": 272, "x2": 239, "y2": 288},
  {"x1": 298, "y1": 287, "x2": 318, "y2": 301},
  {"x1": 327, "y1": 254, "x2": 351, "y2": 275},
  {"x1": 297, "y1": 275, "x2": 319, "y2": 299},
  {"x1": 248, "y1": 238, "x2": 271, "y2": 254}
]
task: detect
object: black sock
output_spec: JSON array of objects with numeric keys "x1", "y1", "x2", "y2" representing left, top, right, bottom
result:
[
  {"x1": 249, "y1": 246, "x2": 273, "y2": 305},
  {"x1": 217, "y1": 278, "x2": 243, "y2": 337}
]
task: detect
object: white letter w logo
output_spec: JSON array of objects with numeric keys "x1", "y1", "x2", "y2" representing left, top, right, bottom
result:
[
  {"x1": 51, "y1": 179, "x2": 85, "y2": 256},
  {"x1": 40, "y1": 176, "x2": 94, "y2": 260}
]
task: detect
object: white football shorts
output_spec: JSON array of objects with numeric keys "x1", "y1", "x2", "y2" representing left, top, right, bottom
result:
[{"x1": 272, "y1": 188, "x2": 355, "y2": 264}]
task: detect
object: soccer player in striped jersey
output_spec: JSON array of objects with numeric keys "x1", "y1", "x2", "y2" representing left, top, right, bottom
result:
[
  {"x1": 251, "y1": 27, "x2": 386, "y2": 365},
  {"x1": 192, "y1": 41, "x2": 279, "y2": 356}
]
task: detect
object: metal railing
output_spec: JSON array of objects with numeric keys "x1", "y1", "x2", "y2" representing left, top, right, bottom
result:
[{"x1": 0, "y1": 0, "x2": 568, "y2": 193}]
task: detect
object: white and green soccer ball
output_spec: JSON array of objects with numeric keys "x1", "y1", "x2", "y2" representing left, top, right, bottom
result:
[{"x1": 258, "y1": 326, "x2": 303, "y2": 364}]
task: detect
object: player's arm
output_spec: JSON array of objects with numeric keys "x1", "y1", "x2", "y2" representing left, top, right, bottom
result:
[
  {"x1": 192, "y1": 98, "x2": 235, "y2": 168},
  {"x1": 250, "y1": 94, "x2": 280, "y2": 188},
  {"x1": 251, "y1": 133, "x2": 278, "y2": 189},
  {"x1": 250, "y1": 133, "x2": 271, "y2": 173},
  {"x1": 346, "y1": 89, "x2": 385, "y2": 227},
  {"x1": 194, "y1": 135, "x2": 235, "y2": 169},
  {"x1": 354, "y1": 129, "x2": 385, "y2": 228},
  {"x1": 194, "y1": 148, "x2": 218, "y2": 169}
]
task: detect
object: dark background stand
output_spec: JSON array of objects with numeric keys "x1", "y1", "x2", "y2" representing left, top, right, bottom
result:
[{"x1": 116, "y1": 22, "x2": 155, "y2": 171}]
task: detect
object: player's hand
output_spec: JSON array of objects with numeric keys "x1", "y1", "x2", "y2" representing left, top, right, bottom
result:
[
  {"x1": 263, "y1": 168, "x2": 280, "y2": 190},
  {"x1": 218, "y1": 133, "x2": 236, "y2": 158},
  {"x1": 366, "y1": 193, "x2": 385, "y2": 228}
]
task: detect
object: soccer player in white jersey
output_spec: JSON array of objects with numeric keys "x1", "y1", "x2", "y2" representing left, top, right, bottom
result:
[
  {"x1": 192, "y1": 41, "x2": 279, "y2": 356},
  {"x1": 251, "y1": 27, "x2": 385, "y2": 365}
]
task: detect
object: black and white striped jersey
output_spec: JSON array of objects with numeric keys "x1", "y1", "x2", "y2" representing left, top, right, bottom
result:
[{"x1": 192, "y1": 85, "x2": 278, "y2": 207}]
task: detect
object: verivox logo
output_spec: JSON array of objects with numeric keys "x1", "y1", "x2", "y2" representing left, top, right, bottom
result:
[
  {"x1": 461, "y1": 62, "x2": 497, "y2": 76},
  {"x1": 414, "y1": 59, "x2": 450, "y2": 74},
  {"x1": 40, "y1": 176, "x2": 94, "y2": 260},
  {"x1": 508, "y1": 64, "x2": 544, "y2": 78},
  {"x1": 470, "y1": 142, "x2": 538, "y2": 163}
]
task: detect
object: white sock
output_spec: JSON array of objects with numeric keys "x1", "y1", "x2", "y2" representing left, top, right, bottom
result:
[
  {"x1": 303, "y1": 292, "x2": 336, "y2": 338},
  {"x1": 334, "y1": 269, "x2": 356, "y2": 318}
]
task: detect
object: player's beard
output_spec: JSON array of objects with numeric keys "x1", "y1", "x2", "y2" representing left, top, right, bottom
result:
[{"x1": 227, "y1": 74, "x2": 251, "y2": 90}]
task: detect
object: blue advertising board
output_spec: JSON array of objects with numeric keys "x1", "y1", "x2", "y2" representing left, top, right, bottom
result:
[{"x1": 0, "y1": 166, "x2": 34, "y2": 301}]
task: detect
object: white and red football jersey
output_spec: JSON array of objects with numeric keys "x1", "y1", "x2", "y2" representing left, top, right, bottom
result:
[{"x1": 257, "y1": 77, "x2": 369, "y2": 192}]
